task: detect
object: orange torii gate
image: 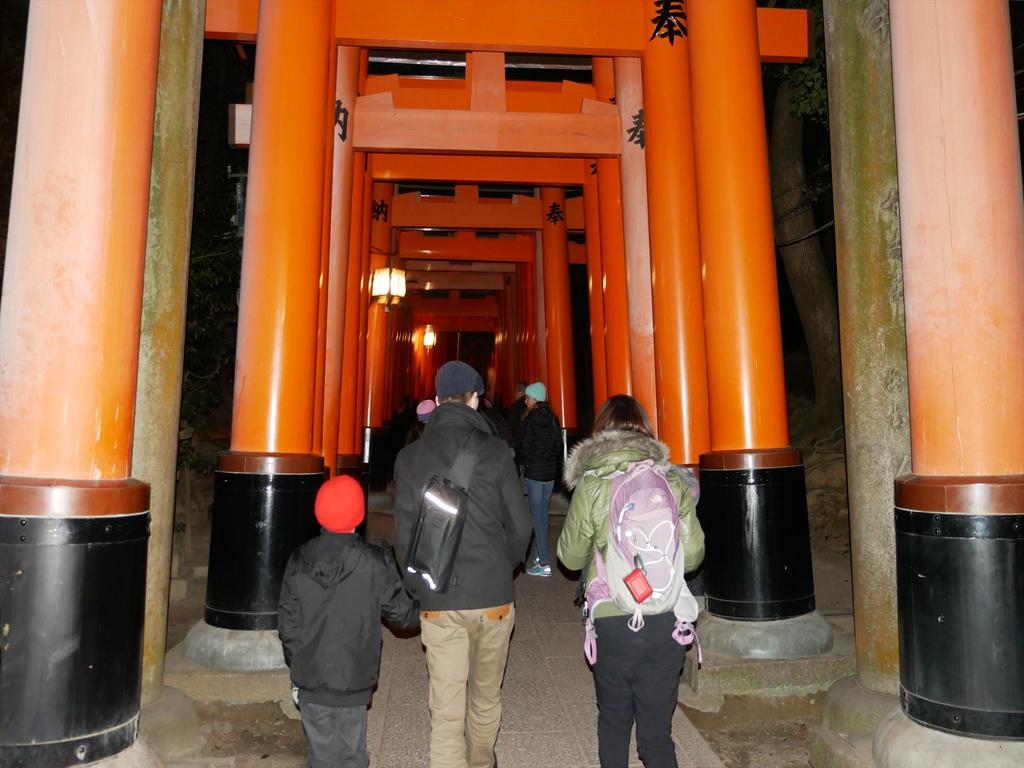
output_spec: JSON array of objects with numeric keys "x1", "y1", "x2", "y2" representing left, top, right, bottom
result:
[
  {"x1": 205, "y1": 0, "x2": 811, "y2": 61},
  {"x1": 200, "y1": 0, "x2": 822, "y2": 675},
  {"x1": 5, "y1": 3, "x2": 1024, "y2": 767},
  {"x1": 0, "y1": 4, "x2": 826, "y2": 766}
]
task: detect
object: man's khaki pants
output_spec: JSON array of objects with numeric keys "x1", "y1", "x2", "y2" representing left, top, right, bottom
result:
[{"x1": 420, "y1": 604, "x2": 515, "y2": 768}]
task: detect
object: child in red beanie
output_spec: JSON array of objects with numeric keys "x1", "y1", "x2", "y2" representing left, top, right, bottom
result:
[{"x1": 279, "y1": 475, "x2": 418, "y2": 768}]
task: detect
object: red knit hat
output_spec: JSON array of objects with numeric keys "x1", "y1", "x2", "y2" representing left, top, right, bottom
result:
[{"x1": 314, "y1": 475, "x2": 365, "y2": 533}]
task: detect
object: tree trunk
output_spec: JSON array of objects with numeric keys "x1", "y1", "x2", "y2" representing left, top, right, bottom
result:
[{"x1": 769, "y1": 80, "x2": 844, "y2": 430}]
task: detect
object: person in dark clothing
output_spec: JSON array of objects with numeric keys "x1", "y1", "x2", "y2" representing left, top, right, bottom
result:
[
  {"x1": 279, "y1": 475, "x2": 419, "y2": 768},
  {"x1": 479, "y1": 397, "x2": 514, "y2": 448},
  {"x1": 507, "y1": 381, "x2": 529, "y2": 450},
  {"x1": 516, "y1": 381, "x2": 563, "y2": 578},
  {"x1": 393, "y1": 361, "x2": 533, "y2": 768}
]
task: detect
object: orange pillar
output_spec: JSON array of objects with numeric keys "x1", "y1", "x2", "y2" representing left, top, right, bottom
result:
[
  {"x1": 321, "y1": 46, "x2": 361, "y2": 475},
  {"x1": 687, "y1": 1, "x2": 822, "y2": 646},
  {"x1": 353, "y1": 169, "x2": 373, "y2": 451},
  {"x1": 0, "y1": 0, "x2": 160, "y2": 760},
  {"x1": 614, "y1": 57, "x2": 658, "y2": 429},
  {"x1": 592, "y1": 58, "x2": 633, "y2": 398},
  {"x1": 528, "y1": 257, "x2": 541, "y2": 382},
  {"x1": 533, "y1": 233, "x2": 549, "y2": 385},
  {"x1": 520, "y1": 266, "x2": 528, "y2": 382},
  {"x1": 890, "y1": 1, "x2": 1024, "y2": 478},
  {"x1": 874, "y1": 0, "x2": 1024, "y2": 751},
  {"x1": 540, "y1": 188, "x2": 578, "y2": 429},
  {"x1": 198, "y1": 0, "x2": 332, "y2": 651},
  {"x1": 688, "y1": 2, "x2": 788, "y2": 453},
  {"x1": 583, "y1": 164, "x2": 609, "y2": 410},
  {"x1": 365, "y1": 182, "x2": 394, "y2": 429},
  {"x1": 230, "y1": 0, "x2": 333, "y2": 458},
  {"x1": 312, "y1": 41, "x2": 338, "y2": 456},
  {"x1": 643, "y1": 20, "x2": 710, "y2": 466},
  {"x1": 337, "y1": 151, "x2": 366, "y2": 462},
  {"x1": 0, "y1": 3, "x2": 160, "y2": 479},
  {"x1": 514, "y1": 266, "x2": 528, "y2": 384}
]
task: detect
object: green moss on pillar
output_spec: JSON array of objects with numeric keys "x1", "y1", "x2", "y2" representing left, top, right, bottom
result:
[
  {"x1": 823, "y1": 0, "x2": 909, "y2": 697},
  {"x1": 133, "y1": 0, "x2": 207, "y2": 707}
]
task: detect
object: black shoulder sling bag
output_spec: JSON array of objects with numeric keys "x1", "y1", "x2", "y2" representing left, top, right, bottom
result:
[{"x1": 404, "y1": 431, "x2": 483, "y2": 593}]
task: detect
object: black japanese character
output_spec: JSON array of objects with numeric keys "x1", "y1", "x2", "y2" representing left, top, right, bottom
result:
[
  {"x1": 371, "y1": 199, "x2": 389, "y2": 222},
  {"x1": 627, "y1": 109, "x2": 645, "y2": 149},
  {"x1": 545, "y1": 203, "x2": 565, "y2": 225},
  {"x1": 589, "y1": 162, "x2": 598, "y2": 176},
  {"x1": 650, "y1": 0, "x2": 687, "y2": 44},
  {"x1": 335, "y1": 99, "x2": 350, "y2": 142}
]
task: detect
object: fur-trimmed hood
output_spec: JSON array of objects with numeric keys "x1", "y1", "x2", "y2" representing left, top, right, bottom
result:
[{"x1": 563, "y1": 430, "x2": 670, "y2": 490}]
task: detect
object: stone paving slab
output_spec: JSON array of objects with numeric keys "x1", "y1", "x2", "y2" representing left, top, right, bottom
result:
[{"x1": 356, "y1": 567, "x2": 724, "y2": 768}]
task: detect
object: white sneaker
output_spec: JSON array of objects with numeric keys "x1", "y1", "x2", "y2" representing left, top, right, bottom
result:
[{"x1": 527, "y1": 561, "x2": 552, "y2": 577}]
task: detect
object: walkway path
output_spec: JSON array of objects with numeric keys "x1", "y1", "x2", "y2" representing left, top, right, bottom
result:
[
  {"x1": 164, "y1": 516, "x2": 725, "y2": 767},
  {"x1": 368, "y1": 548, "x2": 724, "y2": 768}
]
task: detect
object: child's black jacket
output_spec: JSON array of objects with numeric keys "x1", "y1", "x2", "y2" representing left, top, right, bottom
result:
[{"x1": 278, "y1": 531, "x2": 419, "y2": 706}]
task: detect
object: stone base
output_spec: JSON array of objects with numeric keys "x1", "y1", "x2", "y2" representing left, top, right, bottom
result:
[
  {"x1": 139, "y1": 686, "x2": 205, "y2": 761},
  {"x1": 810, "y1": 726, "x2": 876, "y2": 768},
  {"x1": 824, "y1": 676, "x2": 899, "y2": 736},
  {"x1": 87, "y1": 739, "x2": 163, "y2": 767},
  {"x1": 182, "y1": 620, "x2": 286, "y2": 671},
  {"x1": 698, "y1": 609, "x2": 835, "y2": 659},
  {"x1": 165, "y1": 638, "x2": 292, "y2": 704},
  {"x1": 683, "y1": 614, "x2": 854, "y2": 700},
  {"x1": 873, "y1": 708, "x2": 1024, "y2": 768}
]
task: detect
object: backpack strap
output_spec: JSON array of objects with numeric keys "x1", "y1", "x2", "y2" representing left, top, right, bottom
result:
[{"x1": 447, "y1": 431, "x2": 485, "y2": 489}]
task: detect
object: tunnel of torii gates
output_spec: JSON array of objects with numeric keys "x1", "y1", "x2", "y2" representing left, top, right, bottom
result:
[{"x1": 0, "y1": 0, "x2": 1023, "y2": 766}]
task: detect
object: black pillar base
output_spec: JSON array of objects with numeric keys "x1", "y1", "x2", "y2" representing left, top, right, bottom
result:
[
  {"x1": 0, "y1": 479, "x2": 150, "y2": 767},
  {"x1": 204, "y1": 453, "x2": 324, "y2": 631},
  {"x1": 895, "y1": 475, "x2": 1024, "y2": 740},
  {"x1": 697, "y1": 449, "x2": 816, "y2": 621}
]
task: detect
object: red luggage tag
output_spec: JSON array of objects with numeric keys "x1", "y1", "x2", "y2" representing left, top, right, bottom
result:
[{"x1": 623, "y1": 567, "x2": 653, "y2": 603}]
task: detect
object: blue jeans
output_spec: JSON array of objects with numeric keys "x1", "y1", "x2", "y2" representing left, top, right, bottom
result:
[{"x1": 525, "y1": 478, "x2": 555, "y2": 565}]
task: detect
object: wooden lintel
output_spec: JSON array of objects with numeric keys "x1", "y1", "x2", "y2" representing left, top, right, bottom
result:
[
  {"x1": 410, "y1": 295, "x2": 498, "y2": 317},
  {"x1": 392, "y1": 191, "x2": 543, "y2": 230},
  {"x1": 206, "y1": 0, "x2": 811, "y2": 64},
  {"x1": 406, "y1": 271, "x2": 506, "y2": 292},
  {"x1": 413, "y1": 317, "x2": 497, "y2": 333},
  {"x1": 405, "y1": 259, "x2": 518, "y2": 273},
  {"x1": 756, "y1": 7, "x2": 815, "y2": 64},
  {"x1": 365, "y1": 75, "x2": 598, "y2": 113},
  {"x1": 399, "y1": 231, "x2": 534, "y2": 263},
  {"x1": 353, "y1": 92, "x2": 621, "y2": 157},
  {"x1": 372, "y1": 154, "x2": 584, "y2": 185}
]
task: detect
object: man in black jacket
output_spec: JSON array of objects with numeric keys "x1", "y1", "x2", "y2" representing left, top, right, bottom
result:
[
  {"x1": 516, "y1": 381, "x2": 563, "y2": 578},
  {"x1": 393, "y1": 361, "x2": 532, "y2": 768},
  {"x1": 506, "y1": 381, "x2": 528, "y2": 449},
  {"x1": 279, "y1": 475, "x2": 419, "y2": 768}
]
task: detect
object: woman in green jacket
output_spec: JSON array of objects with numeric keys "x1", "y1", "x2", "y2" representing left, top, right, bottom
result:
[{"x1": 556, "y1": 395, "x2": 704, "y2": 768}]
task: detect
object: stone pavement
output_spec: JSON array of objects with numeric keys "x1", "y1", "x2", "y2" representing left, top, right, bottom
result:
[
  {"x1": 370, "y1": 564, "x2": 723, "y2": 768},
  {"x1": 166, "y1": 548, "x2": 724, "y2": 768}
]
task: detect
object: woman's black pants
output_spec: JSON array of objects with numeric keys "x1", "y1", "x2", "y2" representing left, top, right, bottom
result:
[{"x1": 591, "y1": 612, "x2": 685, "y2": 768}]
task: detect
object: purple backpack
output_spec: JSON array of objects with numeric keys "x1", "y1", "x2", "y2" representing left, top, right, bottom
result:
[{"x1": 583, "y1": 460, "x2": 700, "y2": 664}]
